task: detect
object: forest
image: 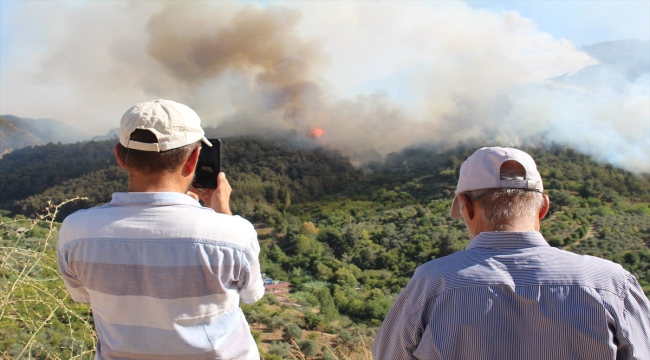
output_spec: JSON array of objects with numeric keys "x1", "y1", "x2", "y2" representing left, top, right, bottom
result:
[{"x1": 1, "y1": 137, "x2": 649, "y2": 359}]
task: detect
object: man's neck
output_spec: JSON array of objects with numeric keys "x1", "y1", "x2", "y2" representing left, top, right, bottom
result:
[
  {"x1": 478, "y1": 221, "x2": 539, "y2": 234},
  {"x1": 126, "y1": 171, "x2": 190, "y2": 193},
  {"x1": 468, "y1": 217, "x2": 539, "y2": 237}
]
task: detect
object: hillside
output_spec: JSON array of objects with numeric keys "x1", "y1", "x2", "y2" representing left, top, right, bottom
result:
[
  {"x1": 2, "y1": 138, "x2": 648, "y2": 294},
  {"x1": 0, "y1": 141, "x2": 118, "y2": 204},
  {"x1": 0, "y1": 115, "x2": 90, "y2": 157},
  {"x1": 2, "y1": 137, "x2": 361, "y2": 221},
  {"x1": 1, "y1": 138, "x2": 649, "y2": 358},
  {"x1": 0, "y1": 117, "x2": 42, "y2": 157}
]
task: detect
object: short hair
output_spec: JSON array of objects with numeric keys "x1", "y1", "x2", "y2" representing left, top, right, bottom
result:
[
  {"x1": 463, "y1": 160, "x2": 545, "y2": 229},
  {"x1": 116, "y1": 129, "x2": 200, "y2": 173}
]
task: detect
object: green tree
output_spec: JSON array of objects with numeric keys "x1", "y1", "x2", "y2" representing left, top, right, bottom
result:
[
  {"x1": 335, "y1": 268, "x2": 359, "y2": 288},
  {"x1": 314, "y1": 288, "x2": 338, "y2": 321},
  {"x1": 284, "y1": 191, "x2": 292, "y2": 210},
  {"x1": 303, "y1": 311, "x2": 323, "y2": 330},
  {"x1": 316, "y1": 263, "x2": 334, "y2": 281}
]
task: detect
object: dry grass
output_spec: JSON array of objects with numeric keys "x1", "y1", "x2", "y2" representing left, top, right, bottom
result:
[{"x1": 0, "y1": 198, "x2": 96, "y2": 359}]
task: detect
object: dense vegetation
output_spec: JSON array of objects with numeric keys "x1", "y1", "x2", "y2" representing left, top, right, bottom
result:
[
  {"x1": 0, "y1": 141, "x2": 117, "y2": 205},
  {"x1": 1, "y1": 138, "x2": 649, "y2": 359},
  {"x1": 6, "y1": 138, "x2": 360, "y2": 221}
]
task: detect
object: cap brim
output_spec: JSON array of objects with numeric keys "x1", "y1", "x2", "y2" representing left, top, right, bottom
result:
[
  {"x1": 201, "y1": 137, "x2": 213, "y2": 147},
  {"x1": 450, "y1": 195, "x2": 463, "y2": 219}
]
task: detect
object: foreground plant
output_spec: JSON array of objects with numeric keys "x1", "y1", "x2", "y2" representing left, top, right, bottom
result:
[{"x1": 0, "y1": 198, "x2": 96, "y2": 359}]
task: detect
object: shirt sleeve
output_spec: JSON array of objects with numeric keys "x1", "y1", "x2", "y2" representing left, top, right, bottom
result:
[
  {"x1": 372, "y1": 270, "x2": 429, "y2": 360},
  {"x1": 237, "y1": 228, "x2": 265, "y2": 304},
  {"x1": 56, "y1": 233, "x2": 90, "y2": 303},
  {"x1": 622, "y1": 273, "x2": 650, "y2": 359}
]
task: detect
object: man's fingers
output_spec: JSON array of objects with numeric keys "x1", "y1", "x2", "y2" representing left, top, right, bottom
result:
[
  {"x1": 211, "y1": 173, "x2": 233, "y2": 215},
  {"x1": 217, "y1": 172, "x2": 232, "y2": 191},
  {"x1": 217, "y1": 172, "x2": 227, "y2": 185},
  {"x1": 188, "y1": 187, "x2": 205, "y2": 198},
  {"x1": 189, "y1": 186, "x2": 212, "y2": 202},
  {"x1": 187, "y1": 187, "x2": 205, "y2": 201},
  {"x1": 186, "y1": 191, "x2": 200, "y2": 201}
]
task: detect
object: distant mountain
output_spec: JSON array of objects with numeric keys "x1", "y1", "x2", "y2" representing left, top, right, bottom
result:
[
  {"x1": 0, "y1": 115, "x2": 90, "y2": 157},
  {"x1": 0, "y1": 117, "x2": 43, "y2": 157},
  {"x1": 91, "y1": 128, "x2": 119, "y2": 141},
  {"x1": 555, "y1": 39, "x2": 649, "y2": 89},
  {"x1": 582, "y1": 39, "x2": 649, "y2": 80}
]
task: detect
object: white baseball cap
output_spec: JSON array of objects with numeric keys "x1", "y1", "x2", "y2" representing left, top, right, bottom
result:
[
  {"x1": 450, "y1": 147, "x2": 543, "y2": 219},
  {"x1": 119, "y1": 99, "x2": 212, "y2": 152}
]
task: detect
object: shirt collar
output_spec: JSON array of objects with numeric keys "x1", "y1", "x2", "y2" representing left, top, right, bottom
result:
[
  {"x1": 110, "y1": 192, "x2": 201, "y2": 207},
  {"x1": 466, "y1": 231, "x2": 549, "y2": 250}
]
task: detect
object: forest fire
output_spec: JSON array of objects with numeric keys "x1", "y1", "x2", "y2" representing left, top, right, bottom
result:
[{"x1": 307, "y1": 127, "x2": 324, "y2": 139}]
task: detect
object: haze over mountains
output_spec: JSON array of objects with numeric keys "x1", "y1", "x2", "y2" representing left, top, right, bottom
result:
[
  {"x1": 579, "y1": 39, "x2": 649, "y2": 82},
  {"x1": 1, "y1": 39, "x2": 647, "y2": 170},
  {"x1": 0, "y1": 115, "x2": 90, "y2": 157}
]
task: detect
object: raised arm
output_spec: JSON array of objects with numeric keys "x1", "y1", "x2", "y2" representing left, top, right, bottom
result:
[{"x1": 238, "y1": 229, "x2": 265, "y2": 304}]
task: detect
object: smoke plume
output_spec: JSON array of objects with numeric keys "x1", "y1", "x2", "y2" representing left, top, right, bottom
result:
[{"x1": 1, "y1": 1, "x2": 647, "y2": 171}]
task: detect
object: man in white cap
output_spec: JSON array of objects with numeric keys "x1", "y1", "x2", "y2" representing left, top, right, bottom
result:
[
  {"x1": 57, "y1": 100, "x2": 264, "y2": 359},
  {"x1": 373, "y1": 147, "x2": 650, "y2": 360}
]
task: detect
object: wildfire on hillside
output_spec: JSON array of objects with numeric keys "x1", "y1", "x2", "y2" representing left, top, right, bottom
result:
[{"x1": 307, "y1": 127, "x2": 324, "y2": 139}]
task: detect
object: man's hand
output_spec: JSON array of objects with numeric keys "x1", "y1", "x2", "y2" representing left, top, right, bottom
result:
[
  {"x1": 186, "y1": 191, "x2": 200, "y2": 202},
  {"x1": 189, "y1": 172, "x2": 233, "y2": 215}
]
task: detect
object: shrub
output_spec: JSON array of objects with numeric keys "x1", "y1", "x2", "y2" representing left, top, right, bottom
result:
[
  {"x1": 282, "y1": 323, "x2": 303, "y2": 340},
  {"x1": 269, "y1": 317, "x2": 286, "y2": 330},
  {"x1": 322, "y1": 347, "x2": 338, "y2": 360},
  {"x1": 267, "y1": 341, "x2": 291, "y2": 357},
  {"x1": 292, "y1": 291, "x2": 320, "y2": 307},
  {"x1": 297, "y1": 339, "x2": 319, "y2": 357}
]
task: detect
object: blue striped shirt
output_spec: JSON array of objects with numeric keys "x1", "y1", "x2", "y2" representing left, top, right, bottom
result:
[
  {"x1": 372, "y1": 231, "x2": 650, "y2": 360},
  {"x1": 57, "y1": 192, "x2": 265, "y2": 360}
]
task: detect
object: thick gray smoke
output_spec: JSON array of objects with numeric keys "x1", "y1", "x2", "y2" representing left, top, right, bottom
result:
[
  {"x1": 146, "y1": 4, "x2": 327, "y2": 116},
  {"x1": 1, "y1": 2, "x2": 647, "y2": 171}
]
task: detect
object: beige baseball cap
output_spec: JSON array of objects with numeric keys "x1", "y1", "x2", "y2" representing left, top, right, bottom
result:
[
  {"x1": 120, "y1": 99, "x2": 212, "y2": 152},
  {"x1": 450, "y1": 147, "x2": 543, "y2": 219}
]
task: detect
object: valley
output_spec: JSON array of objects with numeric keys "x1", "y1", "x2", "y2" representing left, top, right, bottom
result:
[{"x1": 1, "y1": 137, "x2": 649, "y2": 359}]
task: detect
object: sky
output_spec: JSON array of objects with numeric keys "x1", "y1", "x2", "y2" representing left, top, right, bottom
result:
[
  {"x1": 0, "y1": 0, "x2": 648, "y2": 170},
  {"x1": 1, "y1": 0, "x2": 647, "y2": 126},
  {"x1": 465, "y1": 1, "x2": 649, "y2": 46},
  {"x1": 0, "y1": 0, "x2": 650, "y2": 124}
]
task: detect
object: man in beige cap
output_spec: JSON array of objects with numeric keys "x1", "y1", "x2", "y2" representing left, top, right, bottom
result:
[
  {"x1": 58, "y1": 100, "x2": 264, "y2": 359},
  {"x1": 373, "y1": 147, "x2": 650, "y2": 360}
]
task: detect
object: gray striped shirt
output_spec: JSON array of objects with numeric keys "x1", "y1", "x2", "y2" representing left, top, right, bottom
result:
[
  {"x1": 57, "y1": 192, "x2": 265, "y2": 360},
  {"x1": 373, "y1": 231, "x2": 650, "y2": 360}
]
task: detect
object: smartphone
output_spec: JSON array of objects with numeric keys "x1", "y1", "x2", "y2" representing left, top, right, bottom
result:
[{"x1": 193, "y1": 138, "x2": 222, "y2": 189}]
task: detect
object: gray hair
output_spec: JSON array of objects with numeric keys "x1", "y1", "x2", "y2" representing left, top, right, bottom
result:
[{"x1": 463, "y1": 167, "x2": 545, "y2": 229}]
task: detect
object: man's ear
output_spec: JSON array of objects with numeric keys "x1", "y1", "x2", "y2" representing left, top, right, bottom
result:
[
  {"x1": 458, "y1": 194, "x2": 475, "y2": 220},
  {"x1": 182, "y1": 146, "x2": 201, "y2": 176},
  {"x1": 114, "y1": 144, "x2": 127, "y2": 169},
  {"x1": 539, "y1": 194, "x2": 550, "y2": 220}
]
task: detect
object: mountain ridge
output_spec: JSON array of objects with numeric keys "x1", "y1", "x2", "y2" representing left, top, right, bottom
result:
[{"x1": 0, "y1": 114, "x2": 90, "y2": 157}]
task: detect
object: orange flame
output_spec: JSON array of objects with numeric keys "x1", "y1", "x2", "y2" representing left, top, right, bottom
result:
[{"x1": 307, "y1": 127, "x2": 324, "y2": 139}]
